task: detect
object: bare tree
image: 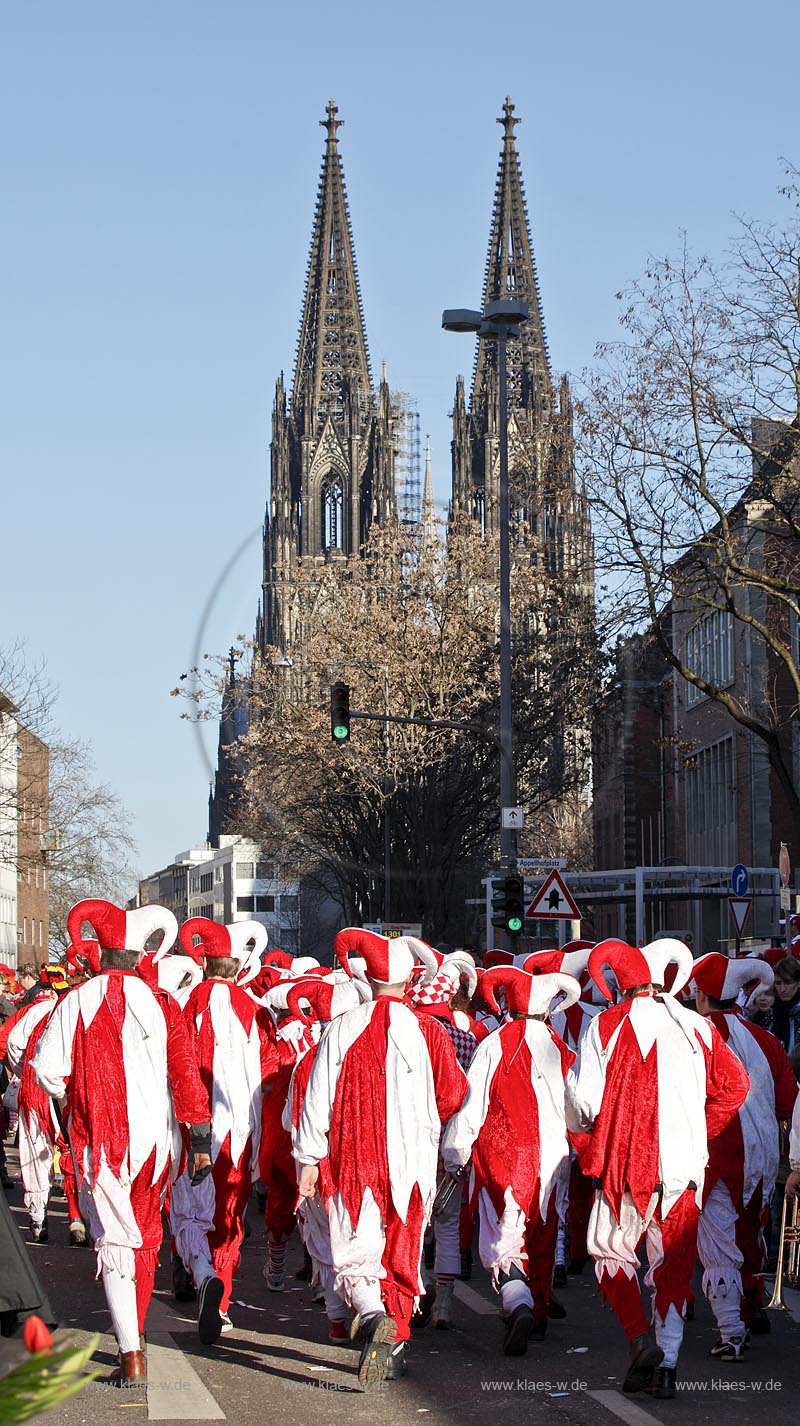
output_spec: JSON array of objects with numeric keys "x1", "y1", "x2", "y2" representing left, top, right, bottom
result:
[
  {"x1": 179, "y1": 515, "x2": 597, "y2": 942},
  {"x1": 579, "y1": 169, "x2": 800, "y2": 825},
  {"x1": 46, "y1": 738, "x2": 138, "y2": 952},
  {"x1": 0, "y1": 644, "x2": 138, "y2": 952}
]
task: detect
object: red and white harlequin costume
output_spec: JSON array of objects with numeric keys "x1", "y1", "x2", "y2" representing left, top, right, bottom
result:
[
  {"x1": 4, "y1": 987, "x2": 84, "y2": 1236},
  {"x1": 564, "y1": 939, "x2": 750, "y2": 1381},
  {"x1": 294, "y1": 928, "x2": 468, "y2": 1345},
  {"x1": 441, "y1": 969, "x2": 580, "y2": 1348},
  {"x1": 32, "y1": 900, "x2": 210, "y2": 1357},
  {"x1": 523, "y1": 945, "x2": 600, "y2": 1281},
  {"x1": 407, "y1": 952, "x2": 479, "y2": 1325},
  {"x1": 170, "y1": 918, "x2": 271, "y2": 1315},
  {"x1": 691, "y1": 953, "x2": 797, "y2": 1346},
  {"x1": 283, "y1": 975, "x2": 372, "y2": 1336}
]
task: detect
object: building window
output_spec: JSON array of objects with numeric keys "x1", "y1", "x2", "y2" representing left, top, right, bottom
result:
[
  {"x1": 256, "y1": 895, "x2": 275, "y2": 913},
  {"x1": 199, "y1": 872, "x2": 213, "y2": 893},
  {"x1": 322, "y1": 478, "x2": 344, "y2": 551},
  {"x1": 255, "y1": 860, "x2": 272, "y2": 880},
  {"x1": 201, "y1": 903, "x2": 214, "y2": 919},
  {"x1": 236, "y1": 862, "x2": 255, "y2": 880},
  {"x1": 280, "y1": 894, "x2": 299, "y2": 924},
  {"x1": 685, "y1": 609, "x2": 734, "y2": 705},
  {"x1": 237, "y1": 896, "x2": 255, "y2": 913},
  {"x1": 685, "y1": 735, "x2": 737, "y2": 865}
]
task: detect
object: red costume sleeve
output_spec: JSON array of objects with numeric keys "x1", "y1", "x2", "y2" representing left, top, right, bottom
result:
[
  {"x1": 703, "y1": 1023, "x2": 751, "y2": 1141},
  {"x1": 0, "y1": 1003, "x2": 30, "y2": 1063},
  {"x1": 743, "y1": 1022, "x2": 799, "y2": 1121},
  {"x1": 417, "y1": 1013, "x2": 469, "y2": 1122},
  {"x1": 160, "y1": 991, "x2": 210, "y2": 1126}
]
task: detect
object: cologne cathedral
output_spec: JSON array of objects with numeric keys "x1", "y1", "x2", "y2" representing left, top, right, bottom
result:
[{"x1": 209, "y1": 97, "x2": 594, "y2": 880}]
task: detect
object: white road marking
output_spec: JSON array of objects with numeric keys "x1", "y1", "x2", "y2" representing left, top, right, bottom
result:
[
  {"x1": 586, "y1": 1389, "x2": 661, "y2": 1426},
  {"x1": 453, "y1": 1281, "x2": 496, "y2": 1315},
  {"x1": 146, "y1": 1297, "x2": 225, "y2": 1421}
]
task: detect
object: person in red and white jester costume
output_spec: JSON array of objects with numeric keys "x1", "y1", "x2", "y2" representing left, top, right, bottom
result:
[
  {"x1": 252, "y1": 954, "x2": 332, "y2": 1292},
  {"x1": 441, "y1": 967, "x2": 581, "y2": 1354},
  {"x1": 169, "y1": 916, "x2": 282, "y2": 1336},
  {"x1": 523, "y1": 943, "x2": 601, "y2": 1286},
  {"x1": 3, "y1": 978, "x2": 88, "y2": 1246},
  {"x1": 406, "y1": 949, "x2": 479, "y2": 1329},
  {"x1": 690, "y1": 952, "x2": 797, "y2": 1358},
  {"x1": 282, "y1": 973, "x2": 373, "y2": 1341},
  {"x1": 564, "y1": 938, "x2": 750, "y2": 1399},
  {"x1": 31, "y1": 899, "x2": 212, "y2": 1388},
  {"x1": 294, "y1": 927, "x2": 468, "y2": 1389}
]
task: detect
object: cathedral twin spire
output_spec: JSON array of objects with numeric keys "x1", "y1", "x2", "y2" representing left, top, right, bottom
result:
[
  {"x1": 292, "y1": 99, "x2": 372, "y2": 427},
  {"x1": 261, "y1": 96, "x2": 586, "y2": 657}
]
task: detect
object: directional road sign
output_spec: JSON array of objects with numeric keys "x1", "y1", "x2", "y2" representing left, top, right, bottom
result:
[
  {"x1": 526, "y1": 870, "x2": 581, "y2": 921},
  {"x1": 731, "y1": 864, "x2": 749, "y2": 896}
]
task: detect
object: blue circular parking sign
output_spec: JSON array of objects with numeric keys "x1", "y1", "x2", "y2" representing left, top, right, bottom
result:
[{"x1": 731, "y1": 863, "x2": 749, "y2": 896}]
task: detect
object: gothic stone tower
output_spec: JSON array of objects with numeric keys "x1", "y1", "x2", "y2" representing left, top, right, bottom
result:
[
  {"x1": 451, "y1": 98, "x2": 594, "y2": 794},
  {"x1": 258, "y1": 101, "x2": 396, "y2": 657},
  {"x1": 451, "y1": 98, "x2": 592, "y2": 591}
]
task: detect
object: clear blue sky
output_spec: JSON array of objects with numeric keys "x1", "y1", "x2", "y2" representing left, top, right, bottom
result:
[{"x1": 2, "y1": 0, "x2": 797, "y2": 881}]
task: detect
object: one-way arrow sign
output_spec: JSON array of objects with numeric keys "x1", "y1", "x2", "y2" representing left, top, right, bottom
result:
[{"x1": 526, "y1": 869, "x2": 581, "y2": 921}]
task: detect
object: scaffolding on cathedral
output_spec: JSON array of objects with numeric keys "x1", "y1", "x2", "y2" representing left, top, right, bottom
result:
[{"x1": 392, "y1": 394, "x2": 422, "y2": 526}]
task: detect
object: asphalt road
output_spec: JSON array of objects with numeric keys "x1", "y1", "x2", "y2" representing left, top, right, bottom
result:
[{"x1": 4, "y1": 1153, "x2": 800, "y2": 1426}]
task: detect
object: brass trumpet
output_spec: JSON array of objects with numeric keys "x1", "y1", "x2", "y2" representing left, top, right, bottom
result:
[{"x1": 766, "y1": 1192, "x2": 800, "y2": 1309}]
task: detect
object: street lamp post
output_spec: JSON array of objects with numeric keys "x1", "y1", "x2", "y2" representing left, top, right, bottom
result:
[{"x1": 442, "y1": 299, "x2": 528, "y2": 946}]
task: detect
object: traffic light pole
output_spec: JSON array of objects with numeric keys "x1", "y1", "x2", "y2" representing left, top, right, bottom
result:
[{"x1": 497, "y1": 325, "x2": 517, "y2": 898}]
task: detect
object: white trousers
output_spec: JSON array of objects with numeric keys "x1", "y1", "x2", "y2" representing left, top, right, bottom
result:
[{"x1": 697, "y1": 1181, "x2": 745, "y2": 1339}]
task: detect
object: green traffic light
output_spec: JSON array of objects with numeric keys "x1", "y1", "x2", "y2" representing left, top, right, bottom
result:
[
  {"x1": 333, "y1": 724, "x2": 349, "y2": 741},
  {"x1": 507, "y1": 916, "x2": 523, "y2": 933}
]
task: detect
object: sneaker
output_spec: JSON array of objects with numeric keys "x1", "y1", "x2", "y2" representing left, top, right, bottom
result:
[
  {"x1": 69, "y1": 1221, "x2": 87, "y2": 1247},
  {"x1": 30, "y1": 1219, "x2": 48, "y2": 1244},
  {"x1": 264, "y1": 1269, "x2": 285, "y2": 1292},
  {"x1": 220, "y1": 1312, "x2": 233, "y2": 1334},
  {"x1": 197, "y1": 1275, "x2": 224, "y2": 1345},
  {"x1": 311, "y1": 1284, "x2": 325, "y2": 1305},
  {"x1": 711, "y1": 1335, "x2": 746, "y2": 1362},
  {"x1": 547, "y1": 1293, "x2": 566, "y2": 1320},
  {"x1": 328, "y1": 1319, "x2": 349, "y2": 1343},
  {"x1": 553, "y1": 1263, "x2": 568, "y2": 1289},
  {"x1": 357, "y1": 1313, "x2": 398, "y2": 1389},
  {"x1": 502, "y1": 1304, "x2": 536, "y2": 1357}
]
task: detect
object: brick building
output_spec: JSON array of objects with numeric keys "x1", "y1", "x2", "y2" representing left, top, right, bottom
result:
[{"x1": 593, "y1": 419, "x2": 800, "y2": 949}]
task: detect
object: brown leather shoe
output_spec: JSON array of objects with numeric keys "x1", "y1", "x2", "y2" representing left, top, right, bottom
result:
[
  {"x1": 622, "y1": 1332, "x2": 663, "y2": 1393},
  {"x1": 106, "y1": 1350, "x2": 147, "y2": 1388}
]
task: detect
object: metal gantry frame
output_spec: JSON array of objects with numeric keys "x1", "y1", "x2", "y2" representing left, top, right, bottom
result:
[{"x1": 482, "y1": 866, "x2": 787, "y2": 952}]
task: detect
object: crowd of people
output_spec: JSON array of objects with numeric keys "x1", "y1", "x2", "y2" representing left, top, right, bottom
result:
[{"x1": 1, "y1": 907, "x2": 800, "y2": 1399}]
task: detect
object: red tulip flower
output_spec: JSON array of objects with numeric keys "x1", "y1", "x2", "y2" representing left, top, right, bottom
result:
[{"x1": 22, "y1": 1315, "x2": 52, "y2": 1355}]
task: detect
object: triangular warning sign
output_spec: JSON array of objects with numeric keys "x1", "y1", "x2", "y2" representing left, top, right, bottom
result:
[
  {"x1": 526, "y1": 869, "x2": 581, "y2": 921},
  {"x1": 728, "y1": 897, "x2": 752, "y2": 936}
]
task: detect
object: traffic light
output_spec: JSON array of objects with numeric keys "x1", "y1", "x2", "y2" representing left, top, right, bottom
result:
[
  {"x1": 330, "y1": 681, "x2": 351, "y2": 742},
  {"x1": 491, "y1": 875, "x2": 525, "y2": 935},
  {"x1": 504, "y1": 876, "x2": 524, "y2": 935}
]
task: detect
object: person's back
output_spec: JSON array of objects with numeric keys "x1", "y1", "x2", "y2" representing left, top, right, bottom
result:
[{"x1": 295, "y1": 928, "x2": 467, "y2": 1388}]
